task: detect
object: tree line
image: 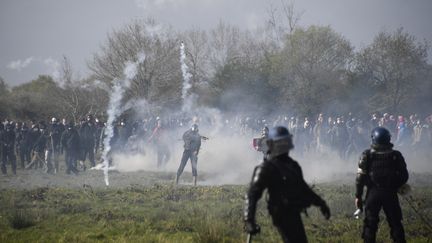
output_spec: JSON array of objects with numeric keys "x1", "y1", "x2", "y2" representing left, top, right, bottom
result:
[{"x1": 1, "y1": 17, "x2": 431, "y2": 122}]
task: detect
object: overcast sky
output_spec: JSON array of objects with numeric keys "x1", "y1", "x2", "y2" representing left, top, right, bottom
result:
[{"x1": 1, "y1": 0, "x2": 431, "y2": 86}]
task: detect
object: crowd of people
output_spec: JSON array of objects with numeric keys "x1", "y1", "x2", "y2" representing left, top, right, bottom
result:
[{"x1": 1, "y1": 111, "x2": 431, "y2": 176}]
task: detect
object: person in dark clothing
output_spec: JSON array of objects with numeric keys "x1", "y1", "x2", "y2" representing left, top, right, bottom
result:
[
  {"x1": 244, "y1": 126, "x2": 330, "y2": 243},
  {"x1": 28, "y1": 122, "x2": 41, "y2": 148},
  {"x1": 355, "y1": 127, "x2": 409, "y2": 243},
  {"x1": 1, "y1": 123, "x2": 16, "y2": 175},
  {"x1": 175, "y1": 124, "x2": 202, "y2": 186},
  {"x1": 25, "y1": 121, "x2": 46, "y2": 169},
  {"x1": 48, "y1": 117, "x2": 64, "y2": 173},
  {"x1": 61, "y1": 122, "x2": 80, "y2": 175},
  {"x1": 14, "y1": 122, "x2": 22, "y2": 166},
  {"x1": 117, "y1": 118, "x2": 132, "y2": 151},
  {"x1": 79, "y1": 115, "x2": 97, "y2": 168},
  {"x1": 27, "y1": 125, "x2": 48, "y2": 170},
  {"x1": 16, "y1": 123, "x2": 31, "y2": 169},
  {"x1": 1, "y1": 123, "x2": 17, "y2": 175}
]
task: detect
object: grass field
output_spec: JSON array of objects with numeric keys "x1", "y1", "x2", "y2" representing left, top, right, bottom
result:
[{"x1": 1, "y1": 171, "x2": 431, "y2": 243}]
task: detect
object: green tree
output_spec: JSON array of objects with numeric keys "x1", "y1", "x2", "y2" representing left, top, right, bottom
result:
[
  {"x1": 9, "y1": 75, "x2": 63, "y2": 120},
  {"x1": 269, "y1": 25, "x2": 353, "y2": 115},
  {"x1": 210, "y1": 58, "x2": 278, "y2": 114},
  {"x1": 354, "y1": 28, "x2": 429, "y2": 113}
]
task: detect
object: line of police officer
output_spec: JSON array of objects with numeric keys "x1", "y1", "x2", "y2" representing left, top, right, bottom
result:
[{"x1": 0, "y1": 115, "x2": 104, "y2": 175}]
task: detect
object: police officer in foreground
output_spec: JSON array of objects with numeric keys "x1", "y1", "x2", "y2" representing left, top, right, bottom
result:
[
  {"x1": 244, "y1": 126, "x2": 331, "y2": 243},
  {"x1": 355, "y1": 127, "x2": 408, "y2": 243}
]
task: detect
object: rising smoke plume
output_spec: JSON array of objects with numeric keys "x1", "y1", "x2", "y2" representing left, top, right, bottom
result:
[
  {"x1": 99, "y1": 51, "x2": 146, "y2": 186},
  {"x1": 180, "y1": 41, "x2": 197, "y2": 113}
]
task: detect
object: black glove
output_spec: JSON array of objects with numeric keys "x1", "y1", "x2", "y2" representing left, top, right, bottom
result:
[
  {"x1": 320, "y1": 203, "x2": 331, "y2": 220},
  {"x1": 244, "y1": 221, "x2": 261, "y2": 235}
]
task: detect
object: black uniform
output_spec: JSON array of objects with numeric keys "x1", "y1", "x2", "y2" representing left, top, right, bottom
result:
[
  {"x1": 79, "y1": 121, "x2": 96, "y2": 167},
  {"x1": 1, "y1": 125, "x2": 17, "y2": 175},
  {"x1": 49, "y1": 122, "x2": 64, "y2": 172},
  {"x1": 61, "y1": 126, "x2": 80, "y2": 174},
  {"x1": 16, "y1": 126, "x2": 31, "y2": 168},
  {"x1": 356, "y1": 143, "x2": 409, "y2": 243},
  {"x1": 28, "y1": 126, "x2": 41, "y2": 149},
  {"x1": 245, "y1": 154, "x2": 329, "y2": 243},
  {"x1": 177, "y1": 128, "x2": 201, "y2": 178},
  {"x1": 29, "y1": 130, "x2": 48, "y2": 170}
]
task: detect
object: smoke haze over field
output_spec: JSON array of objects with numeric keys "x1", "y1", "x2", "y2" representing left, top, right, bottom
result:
[
  {"x1": 1, "y1": 0, "x2": 432, "y2": 86},
  {"x1": 107, "y1": 109, "x2": 432, "y2": 186},
  {"x1": 0, "y1": 0, "x2": 431, "y2": 187}
]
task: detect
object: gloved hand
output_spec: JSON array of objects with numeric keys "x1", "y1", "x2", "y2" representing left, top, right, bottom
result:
[
  {"x1": 244, "y1": 220, "x2": 261, "y2": 235},
  {"x1": 320, "y1": 203, "x2": 331, "y2": 220}
]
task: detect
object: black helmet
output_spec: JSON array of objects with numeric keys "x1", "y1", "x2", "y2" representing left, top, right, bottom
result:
[
  {"x1": 268, "y1": 126, "x2": 291, "y2": 141},
  {"x1": 371, "y1": 127, "x2": 391, "y2": 145},
  {"x1": 267, "y1": 126, "x2": 294, "y2": 154}
]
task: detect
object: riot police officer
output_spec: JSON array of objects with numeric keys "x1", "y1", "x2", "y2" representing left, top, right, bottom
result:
[
  {"x1": 48, "y1": 117, "x2": 63, "y2": 173},
  {"x1": 61, "y1": 122, "x2": 80, "y2": 175},
  {"x1": 244, "y1": 126, "x2": 330, "y2": 243},
  {"x1": 355, "y1": 127, "x2": 408, "y2": 243},
  {"x1": 1, "y1": 123, "x2": 17, "y2": 175},
  {"x1": 79, "y1": 114, "x2": 97, "y2": 168}
]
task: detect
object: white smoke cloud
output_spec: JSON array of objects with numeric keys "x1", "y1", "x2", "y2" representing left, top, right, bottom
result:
[
  {"x1": 111, "y1": 107, "x2": 262, "y2": 185},
  {"x1": 100, "y1": 51, "x2": 147, "y2": 186},
  {"x1": 43, "y1": 57, "x2": 61, "y2": 80},
  {"x1": 134, "y1": 0, "x2": 214, "y2": 11},
  {"x1": 6, "y1": 57, "x2": 35, "y2": 71},
  {"x1": 180, "y1": 42, "x2": 196, "y2": 112},
  {"x1": 7, "y1": 56, "x2": 61, "y2": 81},
  {"x1": 135, "y1": 0, "x2": 183, "y2": 9}
]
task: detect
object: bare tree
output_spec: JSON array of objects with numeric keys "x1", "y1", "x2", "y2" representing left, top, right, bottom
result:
[
  {"x1": 265, "y1": 0, "x2": 303, "y2": 46},
  {"x1": 208, "y1": 22, "x2": 242, "y2": 74},
  {"x1": 182, "y1": 29, "x2": 210, "y2": 88},
  {"x1": 61, "y1": 55, "x2": 73, "y2": 85},
  {"x1": 88, "y1": 19, "x2": 182, "y2": 107}
]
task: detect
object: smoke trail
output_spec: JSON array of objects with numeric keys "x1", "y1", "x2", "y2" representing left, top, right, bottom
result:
[
  {"x1": 180, "y1": 42, "x2": 194, "y2": 112},
  {"x1": 100, "y1": 51, "x2": 146, "y2": 186}
]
